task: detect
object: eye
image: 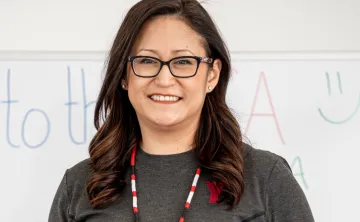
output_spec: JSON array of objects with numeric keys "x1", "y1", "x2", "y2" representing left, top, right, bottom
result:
[
  {"x1": 138, "y1": 58, "x2": 157, "y2": 64},
  {"x1": 174, "y1": 59, "x2": 193, "y2": 65}
]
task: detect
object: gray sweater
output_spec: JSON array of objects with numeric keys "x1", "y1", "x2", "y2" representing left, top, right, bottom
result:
[{"x1": 48, "y1": 143, "x2": 315, "y2": 221}]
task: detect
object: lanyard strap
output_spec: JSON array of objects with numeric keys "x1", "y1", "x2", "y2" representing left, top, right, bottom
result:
[{"x1": 130, "y1": 144, "x2": 201, "y2": 222}]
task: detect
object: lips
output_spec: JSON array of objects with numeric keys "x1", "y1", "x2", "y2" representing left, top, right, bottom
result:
[{"x1": 149, "y1": 94, "x2": 181, "y2": 102}]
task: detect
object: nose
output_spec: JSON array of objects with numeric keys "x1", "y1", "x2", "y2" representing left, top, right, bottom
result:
[{"x1": 153, "y1": 64, "x2": 176, "y2": 87}]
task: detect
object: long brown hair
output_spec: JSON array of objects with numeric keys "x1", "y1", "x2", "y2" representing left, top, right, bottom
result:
[{"x1": 87, "y1": 0, "x2": 244, "y2": 211}]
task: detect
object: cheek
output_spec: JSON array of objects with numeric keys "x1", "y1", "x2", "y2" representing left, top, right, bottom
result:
[
  {"x1": 184, "y1": 76, "x2": 208, "y2": 104},
  {"x1": 192, "y1": 69, "x2": 209, "y2": 93},
  {"x1": 127, "y1": 77, "x2": 148, "y2": 104}
]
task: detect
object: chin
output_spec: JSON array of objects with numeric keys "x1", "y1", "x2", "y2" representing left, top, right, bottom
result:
[{"x1": 151, "y1": 116, "x2": 182, "y2": 128}]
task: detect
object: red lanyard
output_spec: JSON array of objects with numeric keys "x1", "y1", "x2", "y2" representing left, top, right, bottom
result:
[{"x1": 130, "y1": 144, "x2": 201, "y2": 222}]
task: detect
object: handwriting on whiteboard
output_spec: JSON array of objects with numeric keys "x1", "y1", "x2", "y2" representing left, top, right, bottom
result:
[
  {"x1": 0, "y1": 67, "x2": 96, "y2": 148},
  {"x1": 318, "y1": 72, "x2": 360, "y2": 124}
]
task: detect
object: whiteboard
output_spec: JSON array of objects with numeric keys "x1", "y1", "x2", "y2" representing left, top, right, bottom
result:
[{"x1": 0, "y1": 53, "x2": 359, "y2": 222}]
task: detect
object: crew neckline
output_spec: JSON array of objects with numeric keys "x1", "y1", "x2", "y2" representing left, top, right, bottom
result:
[{"x1": 137, "y1": 145, "x2": 196, "y2": 160}]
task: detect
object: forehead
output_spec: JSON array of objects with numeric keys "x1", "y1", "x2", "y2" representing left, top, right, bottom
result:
[{"x1": 131, "y1": 16, "x2": 207, "y2": 56}]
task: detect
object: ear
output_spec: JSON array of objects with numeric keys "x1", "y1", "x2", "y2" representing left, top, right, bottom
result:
[
  {"x1": 206, "y1": 58, "x2": 222, "y2": 93},
  {"x1": 121, "y1": 78, "x2": 128, "y2": 90}
]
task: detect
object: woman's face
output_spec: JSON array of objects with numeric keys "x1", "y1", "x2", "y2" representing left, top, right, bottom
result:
[{"x1": 124, "y1": 16, "x2": 221, "y2": 130}]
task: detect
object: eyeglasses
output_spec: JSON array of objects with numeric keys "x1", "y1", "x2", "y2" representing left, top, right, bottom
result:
[{"x1": 128, "y1": 55, "x2": 213, "y2": 78}]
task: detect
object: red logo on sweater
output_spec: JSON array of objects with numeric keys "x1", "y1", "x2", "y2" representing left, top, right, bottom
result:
[{"x1": 206, "y1": 181, "x2": 222, "y2": 204}]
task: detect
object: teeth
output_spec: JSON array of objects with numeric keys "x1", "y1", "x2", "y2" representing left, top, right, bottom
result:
[{"x1": 150, "y1": 95, "x2": 180, "y2": 101}]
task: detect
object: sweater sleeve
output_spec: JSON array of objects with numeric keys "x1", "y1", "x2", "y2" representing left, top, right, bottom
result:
[
  {"x1": 48, "y1": 170, "x2": 72, "y2": 222},
  {"x1": 266, "y1": 157, "x2": 315, "y2": 222}
]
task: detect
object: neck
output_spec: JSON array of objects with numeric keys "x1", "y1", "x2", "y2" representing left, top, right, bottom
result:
[{"x1": 138, "y1": 118, "x2": 199, "y2": 155}]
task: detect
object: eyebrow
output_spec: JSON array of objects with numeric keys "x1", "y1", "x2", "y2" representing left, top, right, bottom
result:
[{"x1": 136, "y1": 48, "x2": 195, "y2": 56}]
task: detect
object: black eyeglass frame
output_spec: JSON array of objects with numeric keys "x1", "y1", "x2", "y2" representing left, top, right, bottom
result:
[{"x1": 127, "y1": 55, "x2": 214, "y2": 78}]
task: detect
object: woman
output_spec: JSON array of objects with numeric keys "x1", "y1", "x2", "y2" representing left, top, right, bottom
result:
[{"x1": 49, "y1": 0, "x2": 314, "y2": 221}]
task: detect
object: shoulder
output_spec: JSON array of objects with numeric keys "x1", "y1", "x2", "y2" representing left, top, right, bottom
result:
[
  {"x1": 242, "y1": 142, "x2": 292, "y2": 187},
  {"x1": 64, "y1": 158, "x2": 91, "y2": 198},
  {"x1": 221, "y1": 143, "x2": 297, "y2": 220},
  {"x1": 241, "y1": 144, "x2": 314, "y2": 221},
  {"x1": 67, "y1": 158, "x2": 91, "y2": 176},
  {"x1": 66, "y1": 158, "x2": 91, "y2": 181},
  {"x1": 49, "y1": 158, "x2": 92, "y2": 221},
  {"x1": 243, "y1": 142, "x2": 290, "y2": 172}
]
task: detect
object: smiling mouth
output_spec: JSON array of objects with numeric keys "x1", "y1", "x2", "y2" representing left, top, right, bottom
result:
[{"x1": 148, "y1": 95, "x2": 182, "y2": 103}]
